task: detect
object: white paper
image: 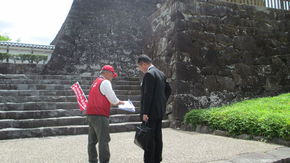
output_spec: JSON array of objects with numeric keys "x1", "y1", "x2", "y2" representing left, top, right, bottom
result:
[{"x1": 118, "y1": 100, "x2": 135, "y2": 112}]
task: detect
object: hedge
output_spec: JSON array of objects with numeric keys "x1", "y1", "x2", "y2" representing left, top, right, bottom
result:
[
  {"x1": 184, "y1": 93, "x2": 290, "y2": 140},
  {"x1": 0, "y1": 52, "x2": 9, "y2": 62},
  {"x1": 0, "y1": 52, "x2": 48, "y2": 64}
]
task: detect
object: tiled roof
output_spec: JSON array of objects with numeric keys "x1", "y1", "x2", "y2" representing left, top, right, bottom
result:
[{"x1": 0, "y1": 41, "x2": 55, "y2": 50}]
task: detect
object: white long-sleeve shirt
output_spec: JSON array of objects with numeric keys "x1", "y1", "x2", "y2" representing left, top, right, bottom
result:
[
  {"x1": 99, "y1": 78, "x2": 120, "y2": 105},
  {"x1": 147, "y1": 64, "x2": 154, "y2": 71}
]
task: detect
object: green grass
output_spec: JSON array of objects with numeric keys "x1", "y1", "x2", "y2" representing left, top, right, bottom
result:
[{"x1": 184, "y1": 93, "x2": 290, "y2": 140}]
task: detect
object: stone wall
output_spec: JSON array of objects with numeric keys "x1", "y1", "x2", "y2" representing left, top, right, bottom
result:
[
  {"x1": 43, "y1": 0, "x2": 290, "y2": 125},
  {"x1": 148, "y1": 0, "x2": 290, "y2": 124},
  {"x1": 0, "y1": 63, "x2": 45, "y2": 74},
  {"x1": 44, "y1": 0, "x2": 164, "y2": 76}
]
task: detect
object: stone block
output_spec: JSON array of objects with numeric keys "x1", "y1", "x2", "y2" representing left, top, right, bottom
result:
[
  {"x1": 204, "y1": 75, "x2": 221, "y2": 91},
  {"x1": 184, "y1": 123, "x2": 194, "y2": 131},
  {"x1": 195, "y1": 125, "x2": 202, "y2": 132},
  {"x1": 213, "y1": 130, "x2": 229, "y2": 137},
  {"x1": 253, "y1": 136, "x2": 264, "y2": 141},
  {"x1": 237, "y1": 134, "x2": 251, "y2": 140},
  {"x1": 200, "y1": 125, "x2": 213, "y2": 133},
  {"x1": 170, "y1": 120, "x2": 182, "y2": 129}
]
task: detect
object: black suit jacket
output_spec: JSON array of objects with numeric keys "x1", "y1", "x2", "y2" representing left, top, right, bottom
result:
[{"x1": 140, "y1": 66, "x2": 171, "y2": 120}]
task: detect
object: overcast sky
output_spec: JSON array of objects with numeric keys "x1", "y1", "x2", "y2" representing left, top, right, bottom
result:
[{"x1": 0, "y1": 0, "x2": 74, "y2": 45}]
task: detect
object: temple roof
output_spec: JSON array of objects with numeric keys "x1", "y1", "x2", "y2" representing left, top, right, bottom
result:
[{"x1": 0, "y1": 41, "x2": 55, "y2": 50}]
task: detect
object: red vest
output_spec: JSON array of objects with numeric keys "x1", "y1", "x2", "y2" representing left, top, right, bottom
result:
[{"x1": 86, "y1": 77, "x2": 111, "y2": 117}]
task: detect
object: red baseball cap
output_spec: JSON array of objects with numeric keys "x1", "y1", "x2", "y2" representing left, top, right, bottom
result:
[{"x1": 101, "y1": 65, "x2": 118, "y2": 78}]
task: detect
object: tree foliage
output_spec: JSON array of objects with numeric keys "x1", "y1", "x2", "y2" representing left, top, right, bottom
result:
[{"x1": 0, "y1": 34, "x2": 11, "y2": 41}]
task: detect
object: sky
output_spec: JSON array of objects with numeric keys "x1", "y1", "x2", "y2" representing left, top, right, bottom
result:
[{"x1": 0, "y1": 0, "x2": 74, "y2": 45}]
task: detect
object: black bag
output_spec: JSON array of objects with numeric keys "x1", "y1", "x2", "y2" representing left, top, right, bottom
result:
[{"x1": 134, "y1": 122, "x2": 152, "y2": 150}]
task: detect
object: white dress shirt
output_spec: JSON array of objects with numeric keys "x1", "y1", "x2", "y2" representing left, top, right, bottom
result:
[
  {"x1": 147, "y1": 64, "x2": 154, "y2": 71},
  {"x1": 99, "y1": 76, "x2": 120, "y2": 105}
]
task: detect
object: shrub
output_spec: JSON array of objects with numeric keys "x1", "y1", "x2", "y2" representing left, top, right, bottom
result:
[
  {"x1": 0, "y1": 53, "x2": 48, "y2": 64},
  {"x1": 32, "y1": 55, "x2": 48, "y2": 64},
  {"x1": 0, "y1": 52, "x2": 9, "y2": 62},
  {"x1": 184, "y1": 93, "x2": 290, "y2": 140}
]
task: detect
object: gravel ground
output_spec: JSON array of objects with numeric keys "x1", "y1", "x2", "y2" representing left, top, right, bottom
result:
[{"x1": 0, "y1": 128, "x2": 284, "y2": 163}]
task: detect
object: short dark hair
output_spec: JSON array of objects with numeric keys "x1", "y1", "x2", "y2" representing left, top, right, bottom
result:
[{"x1": 137, "y1": 54, "x2": 152, "y2": 64}]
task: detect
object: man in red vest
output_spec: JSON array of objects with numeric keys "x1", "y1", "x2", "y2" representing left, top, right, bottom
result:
[{"x1": 86, "y1": 65, "x2": 124, "y2": 163}]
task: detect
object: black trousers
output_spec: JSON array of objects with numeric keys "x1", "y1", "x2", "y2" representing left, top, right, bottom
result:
[{"x1": 144, "y1": 119, "x2": 163, "y2": 163}]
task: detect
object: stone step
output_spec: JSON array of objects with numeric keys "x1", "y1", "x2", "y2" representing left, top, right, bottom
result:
[
  {"x1": 110, "y1": 107, "x2": 141, "y2": 115},
  {"x1": 0, "y1": 101, "x2": 141, "y2": 111},
  {"x1": 0, "y1": 120, "x2": 170, "y2": 140},
  {"x1": 0, "y1": 74, "x2": 150, "y2": 140},
  {"x1": 0, "y1": 74, "x2": 152, "y2": 140},
  {"x1": 0, "y1": 78, "x2": 140, "y2": 85},
  {"x1": 0, "y1": 114, "x2": 140, "y2": 129},
  {"x1": 0, "y1": 108, "x2": 140, "y2": 119},
  {"x1": 0, "y1": 96, "x2": 78, "y2": 103},
  {"x1": 0, "y1": 109, "x2": 82, "y2": 120},
  {"x1": 0, "y1": 74, "x2": 90, "y2": 80},
  {"x1": 0, "y1": 90, "x2": 140, "y2": 96},
  {"x1": 0, "y1": 84, "x2": 140, "y2": 91},
  {"x1": 0, "y1": 95, "x2": 141, "y2": 103},
  {"x1": 0, "y1": 74, "x2": 140, "y2": 81}
]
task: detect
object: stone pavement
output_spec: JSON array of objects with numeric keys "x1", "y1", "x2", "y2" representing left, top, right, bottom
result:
[{"x1": 0, "y1": 128, "x2": 289, "y2": 163}]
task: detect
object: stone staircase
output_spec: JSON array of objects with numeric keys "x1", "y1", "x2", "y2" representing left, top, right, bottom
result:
[{"x1": 0, "y1": 74, "x2": 169, "y2": 140}]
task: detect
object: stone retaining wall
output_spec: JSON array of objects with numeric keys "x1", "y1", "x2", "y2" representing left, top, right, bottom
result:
[
  {"x1": 44, "y1": 0, "x2": 164, "y2": 76},
  {"x1": 32, "y1": 0, "x2": 290, "y2": 125},
  {"x1": 181, "y1": 124, "x2": 290, "y2": 147},
  {"x1": 147, "y1": 0, "x2": 290, "y2": 123}
]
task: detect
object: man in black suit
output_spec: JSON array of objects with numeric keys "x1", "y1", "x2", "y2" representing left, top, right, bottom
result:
[{"x1": 137, "y1": 54, "x2": 171, "y2": 163}]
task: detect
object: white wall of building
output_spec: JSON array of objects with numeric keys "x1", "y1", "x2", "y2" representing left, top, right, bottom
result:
[{"x1": 0, "y1": 42, "x2": 54, "y2": 64}]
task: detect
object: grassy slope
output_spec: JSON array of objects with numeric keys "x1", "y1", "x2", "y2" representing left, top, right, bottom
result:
[{"x1": 184, "y1": 93, "x2": 290, "y2": 140}]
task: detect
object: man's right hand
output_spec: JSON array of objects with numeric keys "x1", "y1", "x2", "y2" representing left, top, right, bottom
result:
[
  {"x1": 143, "y1": 114, "x2": 149, "y2": 121},
  {"x1": 117, "y1": 101, "x2": 125, "y2": 105},
  {"x1": 111, "y1": 101, "x2": 125, "y2": 106}
]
